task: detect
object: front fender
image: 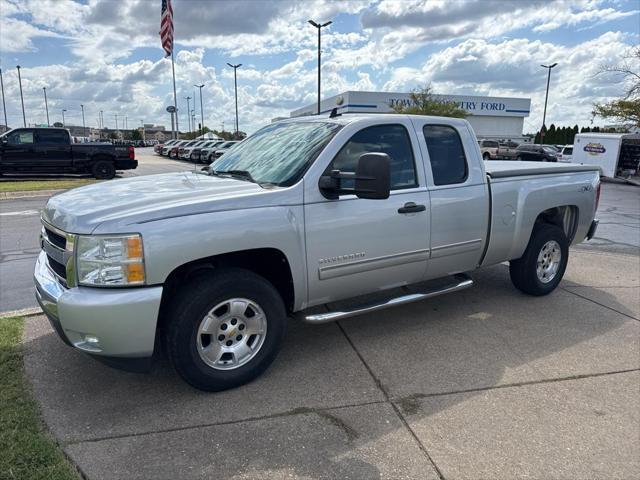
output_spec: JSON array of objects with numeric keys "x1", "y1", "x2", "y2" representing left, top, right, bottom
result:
[{"x1": 135, "y1": 206, "x2": 307, "y2": 310}]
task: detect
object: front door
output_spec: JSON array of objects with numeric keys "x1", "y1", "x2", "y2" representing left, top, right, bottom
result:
[
  {"x1": 304, "y1": 121, "x2": 430, "y2": 307},
  {"x1": 1, "y1": 129, "x2": 36, "y2": 171}
]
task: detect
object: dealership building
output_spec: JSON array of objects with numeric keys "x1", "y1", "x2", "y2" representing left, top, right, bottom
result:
[{"x1": 290, "y1": 91, "x2": 532, "y2": 142}]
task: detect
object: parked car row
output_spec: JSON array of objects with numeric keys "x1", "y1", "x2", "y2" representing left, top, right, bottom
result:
[
  {"x1": 478, "y1": 139, "x2": 568, "y2": 163},
  {"x1": 154, "y1": 139, "x2": 241, "y2": 164}
]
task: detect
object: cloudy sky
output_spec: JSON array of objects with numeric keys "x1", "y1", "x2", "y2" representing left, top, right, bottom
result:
[{"x1": 0, "y1": 0, "x2": 638, "y2": 135}]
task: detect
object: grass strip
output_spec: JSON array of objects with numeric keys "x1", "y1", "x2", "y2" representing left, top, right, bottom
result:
[
  {"x1": 0, "y1": 317, "x2": 80, "y2": 480},
  {"x1": 0, "y1": 179, "x2": 96, "y2": 193}
]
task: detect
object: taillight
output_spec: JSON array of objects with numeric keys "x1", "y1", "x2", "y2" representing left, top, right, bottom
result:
[
  {"x1": 595, "y1": 181, "x2": 601, "y2": 211},
  {"x1": 128, "y1": 145, "x2": 135, "y2": 159}
]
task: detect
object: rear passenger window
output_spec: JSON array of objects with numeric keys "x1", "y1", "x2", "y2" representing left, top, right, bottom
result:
[
  {"x1": 422, "y1": 125, "x2": 468, "y2": 186},
  {"x1": 330, "y1": 124, "x2": 417, "y2": 190},
  {"x1": 36, "y1": 130, "x2": 68, "y2": 144}
]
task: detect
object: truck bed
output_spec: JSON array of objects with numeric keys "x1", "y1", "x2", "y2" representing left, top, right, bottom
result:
[{"x1": 485, "y1": 161, "x2": 601, "y2": 179}]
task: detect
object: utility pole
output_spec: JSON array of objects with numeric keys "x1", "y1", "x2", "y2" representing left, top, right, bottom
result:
[
  {"x1": 61, "y1": 109, "x2": 67, "y2": 127},
  {"x1": 194, "y1": 84, "x2": 204, "y2": 137},
  {"x1": 539, "y1": 62, "x2": 558, "y2": 144},
  {"x1": 140, "y1": 119, "x2": 145, "y2": 142},
  {"x1": 227, "y1": 63, "x2": 242, "y2": 136},
  {"x1": 43, "y1": 87, "x2": 50, "y2": 126},
  {"x1": 184, "y1": 96, "x2": 191, "y2": 135},
  {"x1": 0, "y1": 69, "x2": 7, "y2": 129},
  {"x1": 115, "y1": 114, "x2": 119, "y2": 137},
  {"x1": 80, "y1": 104, "x2": 86, "y2": 137},
  {"x1": 16, "y1": 65, "x2": 26, "y2": 126},
  {"x1": 308, "y1": 20, "x2": 332, "y2": 115}
]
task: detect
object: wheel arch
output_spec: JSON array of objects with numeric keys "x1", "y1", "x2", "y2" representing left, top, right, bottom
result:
[
  {"x1": 157, "y1": 248, "x2": 296, "y2": 334},
  {"x1": 533, "y1": 205, "x2": 579, "y2": 243}
]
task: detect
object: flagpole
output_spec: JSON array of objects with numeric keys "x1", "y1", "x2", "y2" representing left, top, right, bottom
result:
[{"x1": 171, "y1": 50, "x2": 179, "y2": 139}]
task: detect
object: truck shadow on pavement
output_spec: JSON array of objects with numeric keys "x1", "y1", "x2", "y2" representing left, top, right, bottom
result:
[{"x1": 22, "y1": 262, "x2": 640, "y2": 479}]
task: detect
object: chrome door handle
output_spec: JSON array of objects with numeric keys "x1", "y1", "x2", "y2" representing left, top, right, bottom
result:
[{"x1": 398, "y1": 202, "x2": 426, "y2": 214}]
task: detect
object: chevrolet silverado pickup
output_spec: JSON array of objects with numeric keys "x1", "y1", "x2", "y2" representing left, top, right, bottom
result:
[
  {"x1": 34, "y1": 114, "x2": 600, "y2": 391},
  {"x1": 0, "y1": 127, "x2": 137, "y2": 179}
]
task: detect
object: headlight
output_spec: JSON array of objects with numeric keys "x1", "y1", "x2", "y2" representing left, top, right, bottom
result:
[{"x1": 76, "y1": 234, "x2": 145, "y2": 286}]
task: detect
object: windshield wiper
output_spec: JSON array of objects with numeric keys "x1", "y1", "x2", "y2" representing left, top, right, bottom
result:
[{"x1": 213, "y1": 169, "x2": 256, "y2": 184}]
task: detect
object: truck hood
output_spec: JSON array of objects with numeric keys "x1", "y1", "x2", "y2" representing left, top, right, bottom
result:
[{"x1": 42, "y1": 171, "x2": 281, "y2": 234}]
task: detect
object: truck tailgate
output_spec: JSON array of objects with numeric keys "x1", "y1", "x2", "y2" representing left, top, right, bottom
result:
[{"x1": 485, "y1": 161, "x2": 600, "y2": 178}]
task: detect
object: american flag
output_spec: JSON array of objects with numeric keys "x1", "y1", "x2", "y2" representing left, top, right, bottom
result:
[{"x1": 160, "y1": 0, "x2": 174, "y2": 57}]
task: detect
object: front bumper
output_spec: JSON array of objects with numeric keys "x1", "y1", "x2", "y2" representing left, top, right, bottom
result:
[
  {"x1": 34, "y1": 251, "x2": 163, "y2": 358},
  {"x1": 586, "y1": 219, "x2": 599, "y2": 240}
]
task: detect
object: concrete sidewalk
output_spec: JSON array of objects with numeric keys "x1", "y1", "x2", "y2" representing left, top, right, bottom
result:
[{"x1": 23, "y1": 251, "x2": 639, "y2": 479}]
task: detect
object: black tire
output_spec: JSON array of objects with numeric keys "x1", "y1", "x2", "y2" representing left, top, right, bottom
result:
[
  {"x1": 509, "y1": 223, "x2": 568, "y2": 296},
  {"x1": 516, "y1": 156, "x2": 523, "y2": 161},
  {"x1": 92, "y1": 160, "x2": 116, "y2": 179},
  {"x1": 165, "y1": 268, "x2": 287, "y2": 391},
  {"x1": 483, "y1": 152, "x2": 490, "y2": 161}
]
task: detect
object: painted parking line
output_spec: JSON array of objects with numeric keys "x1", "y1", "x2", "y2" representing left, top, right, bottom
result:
[{"x1": 0, "y1": 209, "x2": 40, "y2": 217}]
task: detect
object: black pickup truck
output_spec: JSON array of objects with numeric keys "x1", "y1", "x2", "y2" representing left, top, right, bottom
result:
[{"x1": 0, "y1": 127, "x2": 137, "y2": 179}]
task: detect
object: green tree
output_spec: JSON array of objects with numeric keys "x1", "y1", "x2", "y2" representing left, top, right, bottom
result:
[
  {"x1": 592, "y1": 46, "x2": 640, "y2": 126},
  {"x1": 390, "y1": 85, "x2": 468, "y2": 118},
  {"x1": 130, "y1": 129, "x2": 142, "y2": 141}
]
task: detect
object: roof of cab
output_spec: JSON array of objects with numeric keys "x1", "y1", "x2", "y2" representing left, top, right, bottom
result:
[{"x1": 278, "y1": 112, "x2": 471, "y2": 128}]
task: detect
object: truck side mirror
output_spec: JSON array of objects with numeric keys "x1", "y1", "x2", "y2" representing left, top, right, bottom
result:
[
  {"x1": 354, "y1": 152, "x2": 390, "y2": 200},
  {"x1": 0, "y1": 137, "x2": 7, "y2": 145},
  {"x1": 318, "y1": 152, "x2": 391, "y2": 200}
]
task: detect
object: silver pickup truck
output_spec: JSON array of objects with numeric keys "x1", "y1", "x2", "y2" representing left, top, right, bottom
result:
[{"x1": 34, "y1": 114, "x2": 600, "y2": 391}]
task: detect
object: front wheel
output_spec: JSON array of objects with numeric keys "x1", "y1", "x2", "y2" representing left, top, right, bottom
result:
[
  {"x1": 509, "y1": 223, "x2": 568, "y2": 296},
  {"x1": 165, "y1": 268, "x2": 288, "y2": 391}
]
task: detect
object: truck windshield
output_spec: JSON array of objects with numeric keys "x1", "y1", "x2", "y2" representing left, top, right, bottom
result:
[{"x1": 211, "y1": 121, "x2": 342, "y2": 186}]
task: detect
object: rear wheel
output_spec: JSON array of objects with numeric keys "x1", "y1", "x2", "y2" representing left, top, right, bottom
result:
[
  {"x1": 165, "y1": 268, "x2": 288, "y2": 391},
  {"x1": 483, "y1": 152, "x2": 490, "y2": 161},
  {"x1": 92, "y1": 160, "x2": 116, "y2": 179},
  {"x1": 509, "y1": 223, "x2": 568, "y2": 296}
]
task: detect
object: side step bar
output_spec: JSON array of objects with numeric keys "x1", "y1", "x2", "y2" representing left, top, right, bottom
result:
[{"x1": 301, "y1": 273, "x2": 473, "y2": 324}]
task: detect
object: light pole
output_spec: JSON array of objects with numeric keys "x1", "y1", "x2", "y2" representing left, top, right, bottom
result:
[
  {"x1": 308, "y1": 19, "x2": 332, "y2": 115},
  {"x1": 191, "y1": 109, "x2": 195, "y2": 137},
  {"x1": 539, "y1": 62, "x2": 558, "y2": 144},
  {"x1": 0, "y1": 69, "x2": 7, "y2": 129},
  {"x1": 184, "y1": 96, "x2": 192, "y2": 135},
  {"x1": 114, "y1": 114, "x2": 119, "y2": 136},
  {"x1": 61, "y1": 109, "x2": 67, "y2": 128},
  {"x1": 80, "y1": 104, "x2": 86, "y2": 137},
  {"x1": 43, "y1": 87, "x2": 50, "y2": 126},
  {"x1": 194, "y1": 84, "x2": 204, "y2": 137},
  {"x1": 140, "y1": 119, "x2": 145, "y2": 142},
  {"x1": 227, "y1": 63, "x2": 242, "y2": 136},
  {"x1": 99, "y1": 110, "x2": 103, "y2": 129},
  {"x1": 16, "y1": 65, "x2": 26, "y2": 126}
]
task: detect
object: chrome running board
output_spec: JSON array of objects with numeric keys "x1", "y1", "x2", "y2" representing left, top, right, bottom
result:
[{"x1": 300, "y1": 273, "x2": 473, "y2": 324}]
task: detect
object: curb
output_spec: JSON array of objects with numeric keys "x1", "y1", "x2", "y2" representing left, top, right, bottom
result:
[
  {"x1": 0, "y1": 306, "x2": 42, "y2": 319},
  {"x1": 0, "y1": 189, "x2": 63, "y2": 201}
]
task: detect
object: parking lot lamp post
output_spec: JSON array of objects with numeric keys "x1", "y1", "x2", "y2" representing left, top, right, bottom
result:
[
  {"x1": 140, "y1": 120, "x2": 145, "y2": 142},
  {"x1": 81, "y1": 104, "x2": 86, "y2": 137},
  {"x1": 226, "y1": 63, "x2": 242, "y2": 136},
  {"x1": 184, "y1": 96, "x2": 192, "y2": 135},
  {"x1": 43, "y1": 87, "x2": 50, "y2": 126},
  {"x1": 61, "y1": 109, "x2": 66, "y2": 128},
  {"x1": 114, "y1": 114, "x2": 119, "y2": 136},
  {"x1": 16, "y1": 65, "x2": 26, "y2": 127},
  {"x1": 194, "y1": 84, "x2": 204, "y2": 137},
  {"x1": 308, "y1": 20, "x2": 332, "y2": 115},
  {"x1": 0, "y1": 69, "x2": 7, "y2": 129},
  {"x1": 539, "y1": 62, "x2": 557, "y2": 144}
]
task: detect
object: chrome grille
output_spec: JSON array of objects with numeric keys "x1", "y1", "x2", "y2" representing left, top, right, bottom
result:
[{"x1": 41, "y1": 222, "x2": 73, "y2": 288}]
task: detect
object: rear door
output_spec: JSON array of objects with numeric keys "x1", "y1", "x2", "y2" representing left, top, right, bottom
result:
[
  {"x1": 411, "y1": 119, "x2": 490, "y2": 280},
  {"x1": 303, "y1": 119, "x2": 430, "y2": 306},
  {"x1": 34, "y1": 129, "x2": 72, "y2": 168}
]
